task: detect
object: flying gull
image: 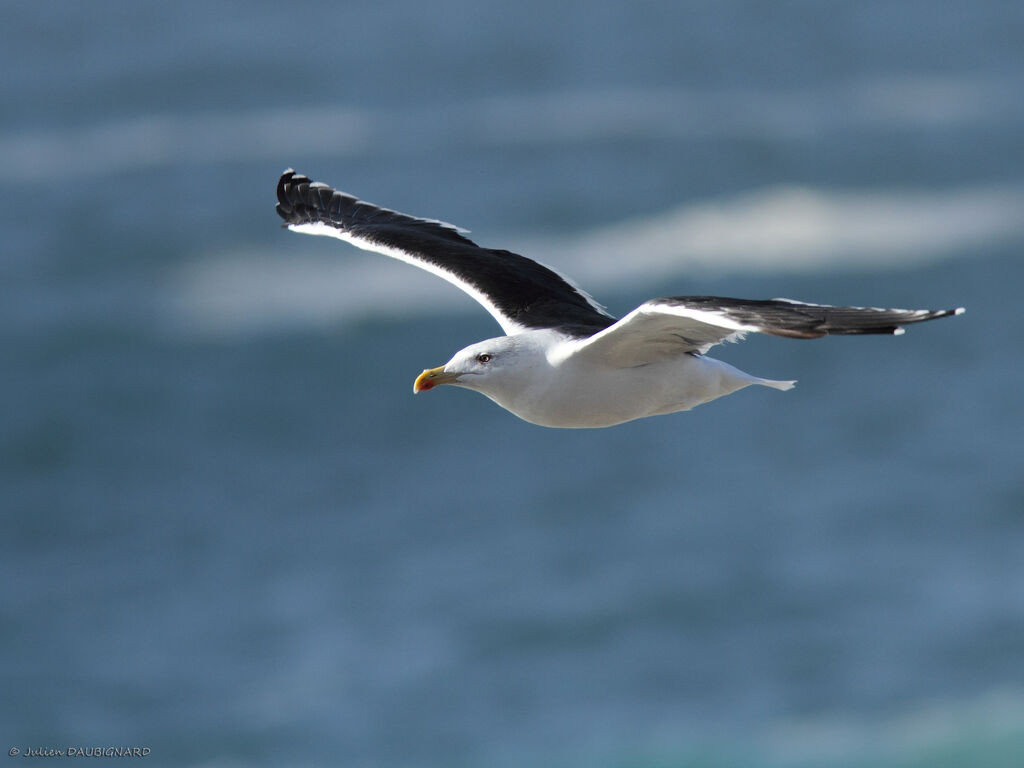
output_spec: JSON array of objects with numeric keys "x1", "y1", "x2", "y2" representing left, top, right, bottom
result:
[{"x1": 276, "y1": 170, "x2": 964, "y2": 428}]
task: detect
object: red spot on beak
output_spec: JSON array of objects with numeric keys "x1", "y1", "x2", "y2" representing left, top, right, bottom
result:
[{"x1": 414, "y1": 366, "x2": 448, "y2": 393}]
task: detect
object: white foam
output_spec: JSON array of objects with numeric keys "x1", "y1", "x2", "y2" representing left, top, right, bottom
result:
[
  {"x1": 761, "y1": 688, "x2": 1024, "y2": 764},
  {"x1": 171, "y1": 183, "x2": 1022, "y2": 336},
  {"x1": 4, "y1": 75, "x2": 1021, "y2": 180},
  {"x1": 1, "y1": 106, "x2": 373, "y2": 180},
  {"x1": 168, "y1": 249, "x2": 468, "y2": 337},
  {"x1": 517, "y1": 184, "x2": 1024, "y2": 284},
  {"x1": 470, "y1": 75, "x2": 1024, "y2": 144}
]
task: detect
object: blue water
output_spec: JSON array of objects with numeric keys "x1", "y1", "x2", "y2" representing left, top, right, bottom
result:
[{"x1": 3, "y1": 2, "x2": 1024, "y2": 766}]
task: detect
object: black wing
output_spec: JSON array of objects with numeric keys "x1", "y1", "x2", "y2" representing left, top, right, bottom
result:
[
  {"x1": 654, "y1": 296, "x2": 964, "y2": 339},
  {"x1": 276, "y1": 170, "x2": 614, "y2": 336},
  {"x1": 569, "y1": 296, "x2": 964, "y2": 367}
]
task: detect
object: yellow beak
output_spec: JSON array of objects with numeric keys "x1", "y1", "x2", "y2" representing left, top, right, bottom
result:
[{"x1": 413, "y1": 366, "x2": 460, "y2": 393}]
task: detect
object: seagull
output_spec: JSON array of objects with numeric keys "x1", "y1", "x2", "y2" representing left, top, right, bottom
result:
[{"x1": 275, "y1": 170, "x2": 964, "y2": 428}]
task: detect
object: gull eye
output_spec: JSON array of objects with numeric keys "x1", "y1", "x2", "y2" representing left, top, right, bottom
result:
[{"x1": 476, "y1": 353, "x2": 492, "y2": 363}]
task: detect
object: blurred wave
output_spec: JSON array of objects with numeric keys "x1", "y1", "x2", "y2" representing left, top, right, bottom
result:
[
  {"x1": 759, "y1": 689, "x2": 1024, "y2": 768},
  {"x1": 170, "y1": 688, "x2": 1024, "y2": 768},
  {"x1": 5, "y1": 75, "x2": 1022, "y2": 181},
  {"x1": 172, "y1": 182, "x2": 1023, "y2": 335},
  {"x1": 0, "y1": 107, "x2": 373, "y2": 180}
]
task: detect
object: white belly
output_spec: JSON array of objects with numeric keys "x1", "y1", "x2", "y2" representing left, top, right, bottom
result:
[{"x1": 490, "y1": 354, "x2": 792, "y2": 428}]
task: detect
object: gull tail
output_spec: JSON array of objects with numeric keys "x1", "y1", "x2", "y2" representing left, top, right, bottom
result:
[{"x1": 760, "y1": 378, "x2": 797, "y2": 391}]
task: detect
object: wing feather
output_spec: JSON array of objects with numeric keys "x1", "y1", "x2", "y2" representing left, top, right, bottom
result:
[
  {"x1": 565, "y1": 296, "x2": 964, "y2": 367},
  {"x1": 275, "y1": 170, "x2": 613, "y2": 336}
]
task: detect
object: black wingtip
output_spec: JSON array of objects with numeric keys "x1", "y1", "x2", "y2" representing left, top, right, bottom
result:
[
  {"x1": 276, "y1": 169, "x2": 319, "y2": 226},
  {"x1": 276, "y1": 169, "x2": 296, "y2": 218},
  {"x1": 890, "y1": 306, "x2": 966, "y2": 336},
  {"x1": 274, "y1": 169, "x2": 482, "y2": 250}
]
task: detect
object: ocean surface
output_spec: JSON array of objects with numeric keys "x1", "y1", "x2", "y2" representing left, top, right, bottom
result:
[{"x1": 3, "y1": 2, "x2": 1024, "y2": 766}]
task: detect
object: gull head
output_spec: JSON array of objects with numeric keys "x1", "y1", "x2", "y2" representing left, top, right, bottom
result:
[{"x1": 413, "y1": 335, "x2": 536, "y2": 395}]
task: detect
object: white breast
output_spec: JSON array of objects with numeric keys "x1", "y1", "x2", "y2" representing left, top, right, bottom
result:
[{"x1": 483, "y1": 347, "x2": 776, "y2": 428}]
